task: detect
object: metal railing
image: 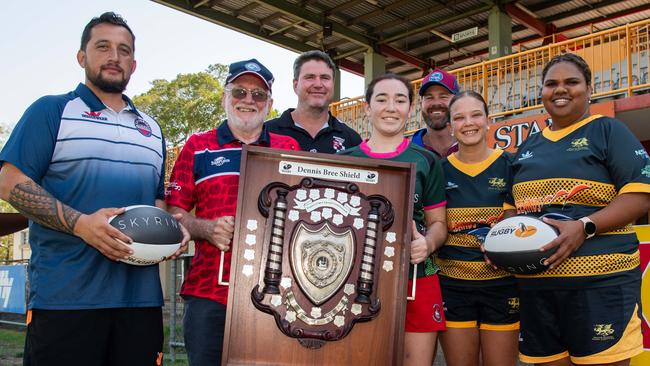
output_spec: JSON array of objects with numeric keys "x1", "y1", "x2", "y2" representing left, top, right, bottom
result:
[
  {"x1": 167, "y1": 254, "x2": 192, "y2": 362},
  {"x1": 329, "y1": 18, "x2": 650, "y2": 137}
]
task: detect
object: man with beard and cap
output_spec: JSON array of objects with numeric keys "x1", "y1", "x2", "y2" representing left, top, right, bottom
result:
[
  {"x1": 165, "y1": 59, "x2": 299, "y2": 365},
  {"x1": 411, "y1": 69, "x2": 460, "y2": 158},
  {"x1": 265, "y1": 50, "x2": 362, "y2": 154},
  {"x1": 0, "y1": 12, "x2": 190, "y2": 366}
]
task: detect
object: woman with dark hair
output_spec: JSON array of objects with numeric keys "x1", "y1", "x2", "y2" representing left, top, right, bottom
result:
[
  {"x1": 435, "y1": 91, "x2": 519, "y2": 366},
  {"x1": 339, "y1": 73, "x2": 448, "y2": 366},
  {"x1": 512, "y1": 53, "x2": 650, "y2": 365}
]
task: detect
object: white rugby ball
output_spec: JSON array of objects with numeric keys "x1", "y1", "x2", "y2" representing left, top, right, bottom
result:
[
  {"x1": 108, "y1": 205, "x2": 182, "y2": 266},
  {"x1": 484, "y1": 216, "x2": 558, "y2": 274}
]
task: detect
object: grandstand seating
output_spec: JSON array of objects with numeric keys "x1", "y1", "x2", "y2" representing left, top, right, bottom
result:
[{"x1": 329, "y1": 19, "x2": 650, "y2": 137}]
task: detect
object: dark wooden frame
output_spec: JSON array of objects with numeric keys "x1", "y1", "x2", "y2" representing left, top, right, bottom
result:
[{"x1": 222, "y1": 146, "x2": 416, "y2": 366}]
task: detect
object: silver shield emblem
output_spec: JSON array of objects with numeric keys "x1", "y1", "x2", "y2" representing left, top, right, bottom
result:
[{"x1": 290, "y1": 222, "x2": 354, "y2": 306}]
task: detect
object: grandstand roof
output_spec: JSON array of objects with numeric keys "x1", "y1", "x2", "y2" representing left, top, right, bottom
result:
[{"x1": 153, "y1": 0, "x2": 650, "y2": 79}]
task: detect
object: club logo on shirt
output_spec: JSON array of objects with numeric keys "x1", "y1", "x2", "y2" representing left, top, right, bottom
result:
[
  {"x1": 642, "y1": 164, "x2": 650, "y2": 178},
  {"x1": 134, "y1": 117, "x2": 152, "y2": 137},
  {"x1": 332, "y1": 136, "x2": 346, "y2": 152},
  {"x1": 488, "y1": 177, "x2": 506, "y2": 189},
  {"x1": 567, "y1": 137, "x2": 589, "y2": 151},
  {"x1": 636, "y1": 149, "x2": 650, "y2": 159},
  {"x1": 518, "y1": 151, "x2": 533, "y2": 161},
  {"x1": 211, "y1": 157, "x2": 231, "y2": 166},
  {"x1": 81, "y1": 111, "x2": 108, "y2": 121},
  {"x1": 445, "y1": 181, "x2": 458, "y2": 190},
  {"x1": 592, "y1": 324, "x2": 615, "y2": 341}
]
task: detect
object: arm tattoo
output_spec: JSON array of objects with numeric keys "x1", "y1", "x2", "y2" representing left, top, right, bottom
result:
[{"x1": 8, "y1": 181, "x2": 81, "y2": 235}]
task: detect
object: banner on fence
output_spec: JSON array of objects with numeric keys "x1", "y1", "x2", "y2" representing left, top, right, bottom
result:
[{"x1": 0, "y1": 264, "x2": 27, "y2": 314}]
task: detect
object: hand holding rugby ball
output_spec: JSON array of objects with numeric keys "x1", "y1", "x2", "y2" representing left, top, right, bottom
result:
[
  {"x1": 108, "y1": 205, "x2": 183, "y2": 266},
  {"x1": 483, "y1": 216, "x2": 559, "y2": 274}
]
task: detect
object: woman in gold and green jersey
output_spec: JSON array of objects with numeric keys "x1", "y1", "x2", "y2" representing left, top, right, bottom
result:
[
  {"x1": 436, "y1": 91, "x2": 519, "y2": 366},
  {"x1": 512, "y1": 53, "x2": 650, "y2": 366}
]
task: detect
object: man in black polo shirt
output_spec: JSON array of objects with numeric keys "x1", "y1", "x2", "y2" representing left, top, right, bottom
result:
[{"x1": 265, "y1": 50, "x2": 361, "y2": 153}]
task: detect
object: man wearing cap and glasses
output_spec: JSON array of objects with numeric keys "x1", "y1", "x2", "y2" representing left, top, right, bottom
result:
[
  {"x1": 266, "y1": 50, "x2": 362, "y2": 154},
  {"x1": 165, "y1": 59, "x2": 299, "y2": 365},
  {"x1": 411, "y1": 69, "x2": 460, "y2": 158}
]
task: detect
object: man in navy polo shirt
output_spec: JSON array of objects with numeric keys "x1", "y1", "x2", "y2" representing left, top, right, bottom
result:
[
  {"x1": 166, "y1": 59, "x2": 299, "y2": 365},
  {"x1": 411, "y1": 68, "x2": 460, "y2": 158},
  {"x1": 0, "y1": 12, "x2": 188, "y2": 366},
  {"x1": 265, "y1": 50, "x2": 361, "y2": 154}
]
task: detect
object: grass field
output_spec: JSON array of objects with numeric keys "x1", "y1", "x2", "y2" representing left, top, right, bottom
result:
[{"x1": 0, "y1": 327, "x2": 25, "y2": 365}]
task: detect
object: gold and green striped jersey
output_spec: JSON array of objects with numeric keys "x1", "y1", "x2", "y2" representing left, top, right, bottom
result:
[
  {"x1": 437, "y1": 149, "x2": 515, "y2": 286},
  {"x1": 512, "y1": 115, "x2": 650, "y2": 289}
]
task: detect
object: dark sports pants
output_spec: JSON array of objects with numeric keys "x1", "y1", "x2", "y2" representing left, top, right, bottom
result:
[
  {"x1": 182, "y1": 296, "x2": 226, "y2": 366},
  {"x1": 23, "y1": 307, "x2": 163, "y2": 366}
]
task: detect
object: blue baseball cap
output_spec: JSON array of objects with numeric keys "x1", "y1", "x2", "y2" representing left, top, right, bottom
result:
[{"x1": 226, "y1": 58, "x2": 274, "y2": 91}]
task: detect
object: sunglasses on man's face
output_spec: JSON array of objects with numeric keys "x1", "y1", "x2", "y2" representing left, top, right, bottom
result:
[{"x1": 227, "y1": 87, "x2": 269, "y2": 102}]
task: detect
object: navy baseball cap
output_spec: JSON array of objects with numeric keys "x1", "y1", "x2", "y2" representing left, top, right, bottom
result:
[
  {"x1": 419, "y1": 68, "x2": 460, "y2": 96},
  {"x1": 226, "y1": 58, "x2": 274, "y2": 91}
]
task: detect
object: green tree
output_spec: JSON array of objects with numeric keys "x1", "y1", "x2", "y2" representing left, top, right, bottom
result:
[
  {"x1": 133, "y1": 64, "x2": 228, "y2": 146},
  {"x1": 267, "y1": 108, "x2": 280, "y2": 119}
]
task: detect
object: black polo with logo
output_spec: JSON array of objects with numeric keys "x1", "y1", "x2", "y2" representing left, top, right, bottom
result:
[{"x1": 265, "y1": 108, "x2": 362, "y2": 154}]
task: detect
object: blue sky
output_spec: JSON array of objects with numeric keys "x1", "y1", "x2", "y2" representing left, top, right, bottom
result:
[{"x1": 0, "y1": 0, "x2": 364, "y2": 130}]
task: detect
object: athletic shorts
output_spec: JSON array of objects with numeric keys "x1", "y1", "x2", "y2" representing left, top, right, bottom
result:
[
  {"x1": 518, "y1": 280, "x2": 643, "y2": 365},
  {"x1": 24, "y1": 307, "x2": 163, "y2": 366},
  {"x1": 439, "y1": 280, "x2": 519, "y2": 330},
  {"x1": 405, "y1": 274, "x2": 446, "y2": 332}
]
